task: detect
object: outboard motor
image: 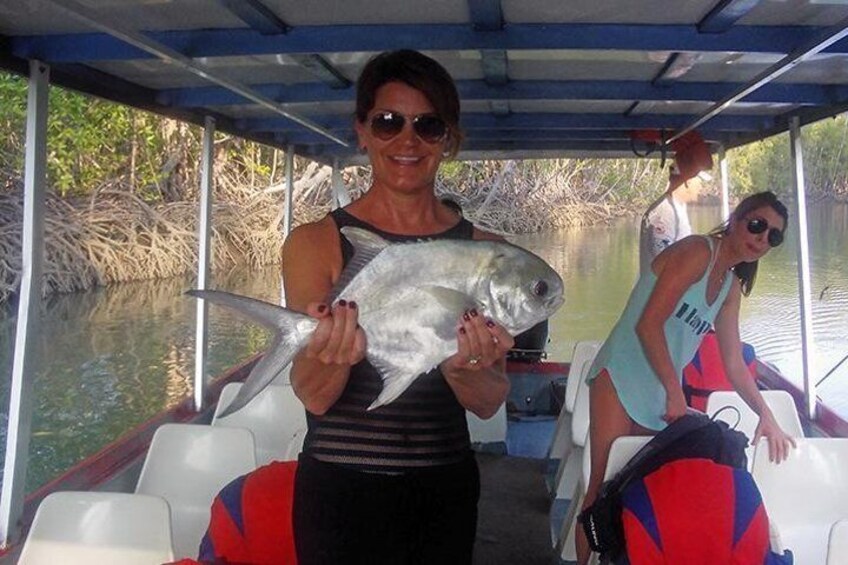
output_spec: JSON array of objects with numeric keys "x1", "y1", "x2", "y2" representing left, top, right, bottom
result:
[{"x1": 507, "y1": 320, "x2": 549, "y2": 363}]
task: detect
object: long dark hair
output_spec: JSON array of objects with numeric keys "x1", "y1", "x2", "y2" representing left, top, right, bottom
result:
[
  {"x1": 355, "y1": 50, "x2": 464, "y2": 157},
  {"x1": 708, "y1": 191, "x2": 789, "y2": 296}
]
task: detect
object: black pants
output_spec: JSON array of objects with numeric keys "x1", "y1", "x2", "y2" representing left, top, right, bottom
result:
[{"x1": 293, "y1": 454, "x2": 480, "y2": 565}]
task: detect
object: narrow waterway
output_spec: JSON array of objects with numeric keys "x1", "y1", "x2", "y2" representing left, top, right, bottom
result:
[{"x1": 1, "y1": 202, "x2": 846, "y2": 492}]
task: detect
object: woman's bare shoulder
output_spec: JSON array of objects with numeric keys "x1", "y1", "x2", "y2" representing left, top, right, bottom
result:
[{"x1": 655, "y1": 235, "x2": 712, "y2": 276}]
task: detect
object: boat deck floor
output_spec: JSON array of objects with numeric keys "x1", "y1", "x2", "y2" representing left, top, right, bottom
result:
[{"x1": 474, "y1": 416, "x2": 558, "y2": 564}]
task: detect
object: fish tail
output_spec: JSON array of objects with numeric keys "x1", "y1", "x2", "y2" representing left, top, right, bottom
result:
[{"x1": 188, "y1": 289, "x2": 314, "y2": 417}]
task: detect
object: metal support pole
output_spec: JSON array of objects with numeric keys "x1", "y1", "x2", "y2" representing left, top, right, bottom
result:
[
  {"x1": 789, "y1": 116, "x2": 817, "y2": 420},
  {"x1": 283, "y1": 145, "x2": 294, "y2": 238},
  {"x1": 193, "y1": 116, "x2": 215, "y2": 412},
  {"x1": 280, "y1": 145, "x2": 295, "y2": 307},
  {"x1": 331, "y1": 158, "x2": 351, "y2": 208},
  {"x1": 0, "y1": 60, "x2": 49, "y2": 548},
  {"x1": 718, "y1": 146, "x2": 730, "y2": 222}
]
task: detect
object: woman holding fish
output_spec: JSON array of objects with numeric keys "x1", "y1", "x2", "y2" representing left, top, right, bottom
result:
[
  {"x1": 575, "y1": 191, "x2": 798, "y2": 564},
  {"x1": 281, "y1": 50, "x2": 550, "y2": 565}
]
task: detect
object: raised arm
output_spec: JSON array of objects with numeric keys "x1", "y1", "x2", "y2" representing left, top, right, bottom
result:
[
  {"x1": 714, "y1": 279, "x2": 795, "y2": 462},
  {"x1": 281, "y1": 218, "x2": 366, "y2": 415}
]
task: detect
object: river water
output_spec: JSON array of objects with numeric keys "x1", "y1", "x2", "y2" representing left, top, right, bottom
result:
[{"x1": 1, "y1": 202, "x2": 846, "y2": 491}]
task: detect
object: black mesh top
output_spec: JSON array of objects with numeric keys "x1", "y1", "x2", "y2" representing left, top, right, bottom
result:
[{"x1": 300, "y1": 208, "x2": 475, "y2": 473}]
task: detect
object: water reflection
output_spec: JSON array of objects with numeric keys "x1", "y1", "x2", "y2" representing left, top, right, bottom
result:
[{"x1": 0, "y1": 266, "x2": 280, "y2": 491}]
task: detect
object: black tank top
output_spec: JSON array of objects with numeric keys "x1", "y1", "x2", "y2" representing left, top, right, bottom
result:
[{"x1": 301, "y1": 208, "x2": 475, "y2": 472}]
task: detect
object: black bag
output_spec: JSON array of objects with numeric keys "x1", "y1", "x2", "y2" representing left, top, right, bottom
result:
[{"x1": 578, "y1": 411, "x2": 749, "y2": 558}]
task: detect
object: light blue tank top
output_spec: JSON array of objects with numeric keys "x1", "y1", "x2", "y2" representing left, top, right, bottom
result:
[{"x1": 587, "y1": 236, "x2": 733, "y2": 431}]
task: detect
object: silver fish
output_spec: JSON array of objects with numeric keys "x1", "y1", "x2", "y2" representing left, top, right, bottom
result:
[{"x1": 189, "y1": 226, "x2": 564, "y2": 417}]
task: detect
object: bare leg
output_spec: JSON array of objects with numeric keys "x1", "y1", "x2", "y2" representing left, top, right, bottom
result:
[{"x1": 575, "y1": 370, "x2": 643, "y2": 565}]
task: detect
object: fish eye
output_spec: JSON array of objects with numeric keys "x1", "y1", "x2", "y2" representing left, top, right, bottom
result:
[{"x1": 532, "y1": 280, "x2": 548, "y2": 297}]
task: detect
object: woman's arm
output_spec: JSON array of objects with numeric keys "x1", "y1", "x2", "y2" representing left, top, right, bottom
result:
[
  {"x1": 282, "y1": 218, "x2": 366, "y2": 415},
  {"x1": 635, "y1": 236, "x2": 712, "y2": 422},
  {"x1": 714, "y1": 279, "x2": 795, "y2": 462}
]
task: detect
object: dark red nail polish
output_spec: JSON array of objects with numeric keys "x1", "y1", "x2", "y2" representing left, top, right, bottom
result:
[
  {"x1": 348, "y1": 301, "x2": 357, "y2": 309},
  {"x1": 463, "y1": 311, "x2": 470, "y2": 321},
  {"x1": 317, "y1": 304, "x2": 327, "y2": 313},
  {"x1": 486, "y1": 319, "x2": 495, "y2": 328},
  {"x1": 459, "y1": 327, "x2": 467, "y2": 334},
  {"x1": 338, "y1": 299, "x2": 347, "y2": 307},
  {"x1": 470, "y1": 309, "x2": 478, "y2": 317}
]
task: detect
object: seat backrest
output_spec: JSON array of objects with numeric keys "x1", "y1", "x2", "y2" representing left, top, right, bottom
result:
[
  {"x1": 271, "y1": 362, "x2": 292, "y2": 386},
  {"x1": 284, "y1": 426, "x2": 307, "y2": 461},
  {"x1": 827, "y1": 519, "x2": 848, "y2": 565},
  {"x1": 565, "y1": 341, "x2": 602, "y2": 413},
  {"x1": 19, "y1": 491, "x2": 174, "y2": 565},
  {"x1": 752, "y1": 438, "x2": 848, "y2": 565},
  {"x1": 135, "y1": 424, "x2": 257, "y2": 559},
  {"x1": 707, "y1": 390, "x2": 804, "y2": 469},
  {"x1": 212, "y1": 383, "x2": 307, "y2": 465},
  {"x1": 467, "y1": 403, "x2": 507, "y2": 445},
  {"x1": 706, "y1": 390, "x2": 804, "y2": 441},
  {"x1": 582, "y1": 435, "x2": 651, "y2": 489}
]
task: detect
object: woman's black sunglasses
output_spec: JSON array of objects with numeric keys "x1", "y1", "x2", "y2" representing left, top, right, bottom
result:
[
  {"x1": 747, "y1": 218, "x2": 784, "y2": 247},
  {"x1": 369, "y1": 111, "x2": 448, "y2": 144}
]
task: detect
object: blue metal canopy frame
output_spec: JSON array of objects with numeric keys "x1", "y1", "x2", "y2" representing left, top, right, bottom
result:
[{"x1": 1, "y1": 0, "x2": 848, "y2": 163}]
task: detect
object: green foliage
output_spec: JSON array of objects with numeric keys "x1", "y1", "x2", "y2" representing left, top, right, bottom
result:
[
  {"x1": 730, "y1": 115, "x2": 848, "y2": 201},
  {"x1": 3, "y1": 70, "x2": 848, "y2": 205}
]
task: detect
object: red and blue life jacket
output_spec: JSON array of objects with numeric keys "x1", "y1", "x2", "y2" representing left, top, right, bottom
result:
[
  {"x1": 683, "y1": 331, "x2": 758, "y2": 411},
  {"x1": 621, "y1": 458, "x2": 792, "y2": 564},
  {"x1": 198, "y1": 460, "x2": 298, "y2": 564}
]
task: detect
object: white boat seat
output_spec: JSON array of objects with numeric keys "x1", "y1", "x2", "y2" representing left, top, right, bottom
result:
[
  {"x1": 706, "y1": 390, "x2": 804, "y2": 470},
  {"x1": 828, "y1": 519, "x2": 848, "y2": 565},
  {"x1": 557, "y1": 435, "x2": 650, "y2": 562},
  {"x1": 467, "y1": 403, "x2": 507, "y2": 446},
  {"x1": 752, "y1": 438, "x2": 848, "y2": 565},
  {"x1": 284, "y1": 426, "x2": 308, "y2": 461},
  {"x1": 548, "y1": 342, "x2": 601, "y2": 499},
  {"x1": 18, "y1": 491, "x2": 174, "y2": 565},
  {"x1": 212, "y1": 382, "x2": 307, "y2": 465},
  {"x1": 135, "y1": 423, "x2": 257, "y2": 559},
  {"x1": 548, "y1": 341, "x2": 601, "y2": 462}
]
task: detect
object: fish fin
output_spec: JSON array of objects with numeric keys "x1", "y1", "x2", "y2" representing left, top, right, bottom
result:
[
  {"x1": 217, "y1": 335, "x2": 301, "y2": 417},
  {"x1": 187, "y1": 289, "x2": 315, "y2": 417},
  {"x1": 367, "y1": 360, "x2": 437, "y2": 411},
  {"x1": 326, "y1": 227, "x2": 391, "y2": 303},
  {"x1": 187, "y1": 289, "x2": 290, "y2": 328},
  {"x1": 419, "y1": 285, "x2": 483, "y2": 317}
]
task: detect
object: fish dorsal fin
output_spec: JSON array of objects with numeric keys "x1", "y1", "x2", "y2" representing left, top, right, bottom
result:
[{"x1": 326, "y1": 226, "x2": 392, "y2": 303}]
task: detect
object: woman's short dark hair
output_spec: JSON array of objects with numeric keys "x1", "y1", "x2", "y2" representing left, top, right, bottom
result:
[
  {"x1": 355, "y1": 50, "x2": 464, "y2": 157},
  {"x1": 709, "y1": 191, "x2": 789, "y2": 296}
]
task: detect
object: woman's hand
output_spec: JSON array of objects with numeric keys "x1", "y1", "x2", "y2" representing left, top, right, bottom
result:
[
  {"x1": 302, "y1": 300, "x2": 367, "y2": 367},
  {"x1": 753, "y1": 411, "x2": 797, "y2": 463},
  {"x1": 662, "y1": 385, "x2": 688, "y2": 424},
  {"x1": 442, "y1": 309, "x2": 513, "y2": 373}
]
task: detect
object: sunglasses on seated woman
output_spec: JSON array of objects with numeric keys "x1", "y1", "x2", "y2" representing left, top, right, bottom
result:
[
  {"x1": 369, "y1": 111, "x2": 448, "y2": 144},
  {"x1": 747, "y1": 218, "x2": 784, "y2": 247}
]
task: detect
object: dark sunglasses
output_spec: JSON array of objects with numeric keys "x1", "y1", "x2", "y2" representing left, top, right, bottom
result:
[
  {"x1": 369, "y1": 111, "x2": 448, "y2": 144},
  {"x1": 746, "y1": 218, "x2": 784, "y2": 247}
]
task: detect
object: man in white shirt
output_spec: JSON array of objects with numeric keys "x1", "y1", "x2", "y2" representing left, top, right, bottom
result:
[{"x1": 639, "y1": 166, "x2": 704, "y2": 275}]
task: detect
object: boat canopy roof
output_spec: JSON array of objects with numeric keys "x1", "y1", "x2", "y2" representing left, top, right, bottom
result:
[{"x1": 1, "y1": 0, "x2": 848, "y2": 163}]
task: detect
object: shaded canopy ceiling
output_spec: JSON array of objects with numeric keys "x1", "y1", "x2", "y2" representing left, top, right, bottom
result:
[{"x1": 2, "y1": 0, "x2": 848, "y2": 164}]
